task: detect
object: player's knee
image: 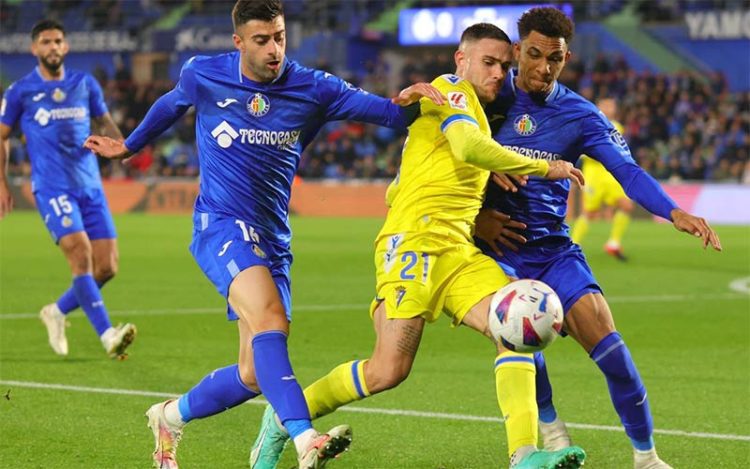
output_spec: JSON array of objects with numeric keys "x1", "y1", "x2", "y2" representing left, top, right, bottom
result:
[
  {"x1": 65, "y1": 249, "x2": 93, "y2": 274},
  {"x1": 94, "y1": 264, "x2": 117, "y2": 283}
]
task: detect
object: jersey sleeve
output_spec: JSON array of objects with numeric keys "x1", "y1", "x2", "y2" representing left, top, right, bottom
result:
[
  {"x1": 316, "y1": 70, "x2": 410, "y2": 128},
  {"x1": 580, "y1": 110, "x2": 636, "y2": 171},
  {"x1": 421, "y1": 75, "x2": 481, "y2": 134},
  {"x1": 124, "y1": 58, "x2": 196, "y2": 152},
  {"x1": 86, "y1": 74, "x2": 109, "y2": 118},
  {"x1": 0, "y1": 83, "x2": 23, "y2": 129},
  {"x1": 581, "y1": 111, "x2": 677, "y2": 220}
]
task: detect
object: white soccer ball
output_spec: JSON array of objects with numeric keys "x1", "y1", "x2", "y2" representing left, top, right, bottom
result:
[{"x1": 488, "y1": 279, "x2": 564, "y2": 352}]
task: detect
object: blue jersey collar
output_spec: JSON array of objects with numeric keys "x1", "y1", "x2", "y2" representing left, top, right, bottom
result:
[
  {"x1": 35, "y1": 65, "x2": 65, "y2": 81},
  {"x1": 236, "y1": 53, "x2": 290, "y2": 86}
]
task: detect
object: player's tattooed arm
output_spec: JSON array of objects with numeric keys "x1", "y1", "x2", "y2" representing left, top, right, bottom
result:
[
  {"x1": 91, "y1": 112, "x2": 123, "y2": 141},
  {"x1": 0, "y1": 123, "x2": 14, "y2": 219}
]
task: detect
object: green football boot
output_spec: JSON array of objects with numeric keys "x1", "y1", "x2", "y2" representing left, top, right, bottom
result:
[
  {"x1": 249, "y1": 405, "x2": 290, "y2": 469},
  {"x1": 513, "y1": 446, "x2": 586, "y2": 469}
]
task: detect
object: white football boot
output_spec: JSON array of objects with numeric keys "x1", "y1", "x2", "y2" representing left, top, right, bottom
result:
[
  {"x1": 297, "y1": 425, "x2": 353, "y2": 469},
  {"x1": 39, "y1": 303, "x2": 68, "y2": 356},
  {"x1": 101, "y1": 323, "x2": 137, "y2": 358},
  {"x1": 634, "y1": 448, "x2": 673, "y2": 469},
  {"x1": 146, "y1": 400, "x2": 183, "y2": 469}
]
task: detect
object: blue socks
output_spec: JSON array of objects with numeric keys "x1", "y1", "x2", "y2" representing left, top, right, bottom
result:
[
  {"x1": 534, "y1": 352, "x2": 558, "y2": 424},
  {"x1": 591, "y1": 332, "x2": 654, "y2": 450},
  {"x1": 57, "y1": 279, "x2": 106, "y2": 315},
  {"x1": 252, "y1": 330, "x2": 312, "y2": 438},
  {"x1": 72, "y1": 274, "x2": 111, "y2": 336},
  {"x1": 56, "y1": 288, "x2": 79, "y2": 315},
  {"x1": 177, "y1": 364, "x2": 259, "y2": 422},
  {"x1": 171, "y1": 331, "x2": 311, "y2": 440}
]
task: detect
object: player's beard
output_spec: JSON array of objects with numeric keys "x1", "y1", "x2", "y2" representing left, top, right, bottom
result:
[{"x1": 40, "y1": 54, "x2": 64, "y2": 74}]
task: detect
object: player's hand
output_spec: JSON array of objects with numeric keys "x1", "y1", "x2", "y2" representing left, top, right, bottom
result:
[
  {"x1": 83, "y1": 136, "x2": 132, "y2": 160},
  {"x1": 671, "y1": 208, "x2": 722, "y2": 251},
  {"x1": 0, "y1": 181, "x2": 14, "y2": 219},
  {"x1": 474, "y1": 208, "x2": 527, "y2": 256},
  {"x1": 392, "y1": 83, "x2": 446, "y2": 106},
  {"x1": 491, "y1": 173, "x2": 529, "y2": 193},
  {"x1": 545, "y1": 160, "x2": 584, "y2": 188}
]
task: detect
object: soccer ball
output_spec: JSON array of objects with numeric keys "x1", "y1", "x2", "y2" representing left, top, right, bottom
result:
[{"x1": 488, "y1": 279, "x2": 564, "y2": 352}]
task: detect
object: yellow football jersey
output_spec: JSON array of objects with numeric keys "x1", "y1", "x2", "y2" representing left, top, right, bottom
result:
[{"x1": 379, "y1": 74, "x2": 492, "y2": 244}]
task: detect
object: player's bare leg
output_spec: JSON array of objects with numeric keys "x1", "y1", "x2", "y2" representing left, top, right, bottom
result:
[
  {"x1": 251, "y1": 302, "x2": 423, "y2": 469},
  {"x1": 91, "y1": 238, "x2": 119, "y2": 285},
  {"x1": 42, "y1": 232, "x2": 135, "y2": 358},
  {"x1": 232, "y1": 266, "x2": 352, "y2": 468},
  {"x1": 462, "y1": 295, "x2": 585, "y2": 468}
]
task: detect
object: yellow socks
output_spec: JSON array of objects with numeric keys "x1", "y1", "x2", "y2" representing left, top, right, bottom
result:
[
  {"x1": 608, "y1": 210, "x2": 631, "y2": 246},
  {"x1": 570, "y1": 215, "x2": 589, "y2": 245},
  {"x1": 303, "y1": 360, "x2": 370, "y2": 419},
  {"x1": 494, "y1": 352, "x2": 538, "y2": 457}
]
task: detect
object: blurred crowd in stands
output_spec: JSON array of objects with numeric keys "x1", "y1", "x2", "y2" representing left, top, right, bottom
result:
[
  {"x1": 5, "y1": 51, "x2": 749, "y2": 184},
  {"x1": 2, "y1": 0, "x2": 748, "y2": 184}
]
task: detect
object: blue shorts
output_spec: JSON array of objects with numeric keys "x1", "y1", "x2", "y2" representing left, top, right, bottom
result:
[
  {"x1": 34, "y1": 187, "x2": 117, "y2": 244},
  {"x1": 189, "y1": 212, "x2": 292, "y2": 322},
  {"x1": 477, "y1": 236, "x2": 601, "y2": 314}
]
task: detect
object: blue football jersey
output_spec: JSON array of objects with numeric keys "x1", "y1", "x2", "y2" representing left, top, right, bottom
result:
[
  {"x1": 0, "y1": 67, "x2": 108, "y2": 191},
  {"x1": 484, "y1": 69, "x2": 639, "y2": 241},
  {"x1": 126, "y1": 52, "x2": 412, "y2": 253}
]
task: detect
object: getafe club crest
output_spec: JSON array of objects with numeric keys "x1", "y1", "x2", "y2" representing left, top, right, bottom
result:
[
  {"x1": 52, "y1": 88, "x2": 66, "y2": 103},
  {"x1": 513, "y1": 114, "x2": 536, "y2": 136},
  {"x1": 247, "y1": 93, "x2": 270, "y2": 117}
]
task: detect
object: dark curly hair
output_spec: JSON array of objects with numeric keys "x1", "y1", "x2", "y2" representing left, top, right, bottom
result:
[{"x1": 517, "y1": 7, "x2": 574, "y2": 43}]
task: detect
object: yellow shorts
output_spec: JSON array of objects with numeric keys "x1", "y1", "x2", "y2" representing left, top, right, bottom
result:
[
  {"x1": 370, "y1": 232, "x2": 509, "y2": 325},
  {"x1": 582, "y1": 172, "x2": 627, "y2": 213}
]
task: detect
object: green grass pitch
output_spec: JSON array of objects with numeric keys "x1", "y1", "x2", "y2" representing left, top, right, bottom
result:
[{"x1": 1, "y1": 212, "x2": 748, "y2": 468}]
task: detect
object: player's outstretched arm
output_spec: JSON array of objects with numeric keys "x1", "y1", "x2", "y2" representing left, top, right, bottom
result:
[
  {"x1": 0, "y1": 123, "x2": 15, "y2": 219},
  {"x1": 84, "y1": 136, "x2": 132, "y2": 160},
  {"x1": 670, "y1": 208, "x2": 722, "y2": 251},
  {"x1": 392, "y1": 83, "x2": 446, "y2": 107},
  {"x1": 445, "y1": 121, "x2": 584, "y2": 189}
]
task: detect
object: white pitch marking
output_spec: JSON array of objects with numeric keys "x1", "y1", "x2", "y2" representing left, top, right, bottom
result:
[
  {"x1": 0, "y1": 380, "x2": 747, "y2": 442},
  {"x1": 2, "y1": 293, "x2": 747, "y2": 320},
  {"x1": 729, "y1": 276, "x2": 750, "y2": 294},
  {"x1": 0, "y1": 303, "x2": 369, "y2": 319}
]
